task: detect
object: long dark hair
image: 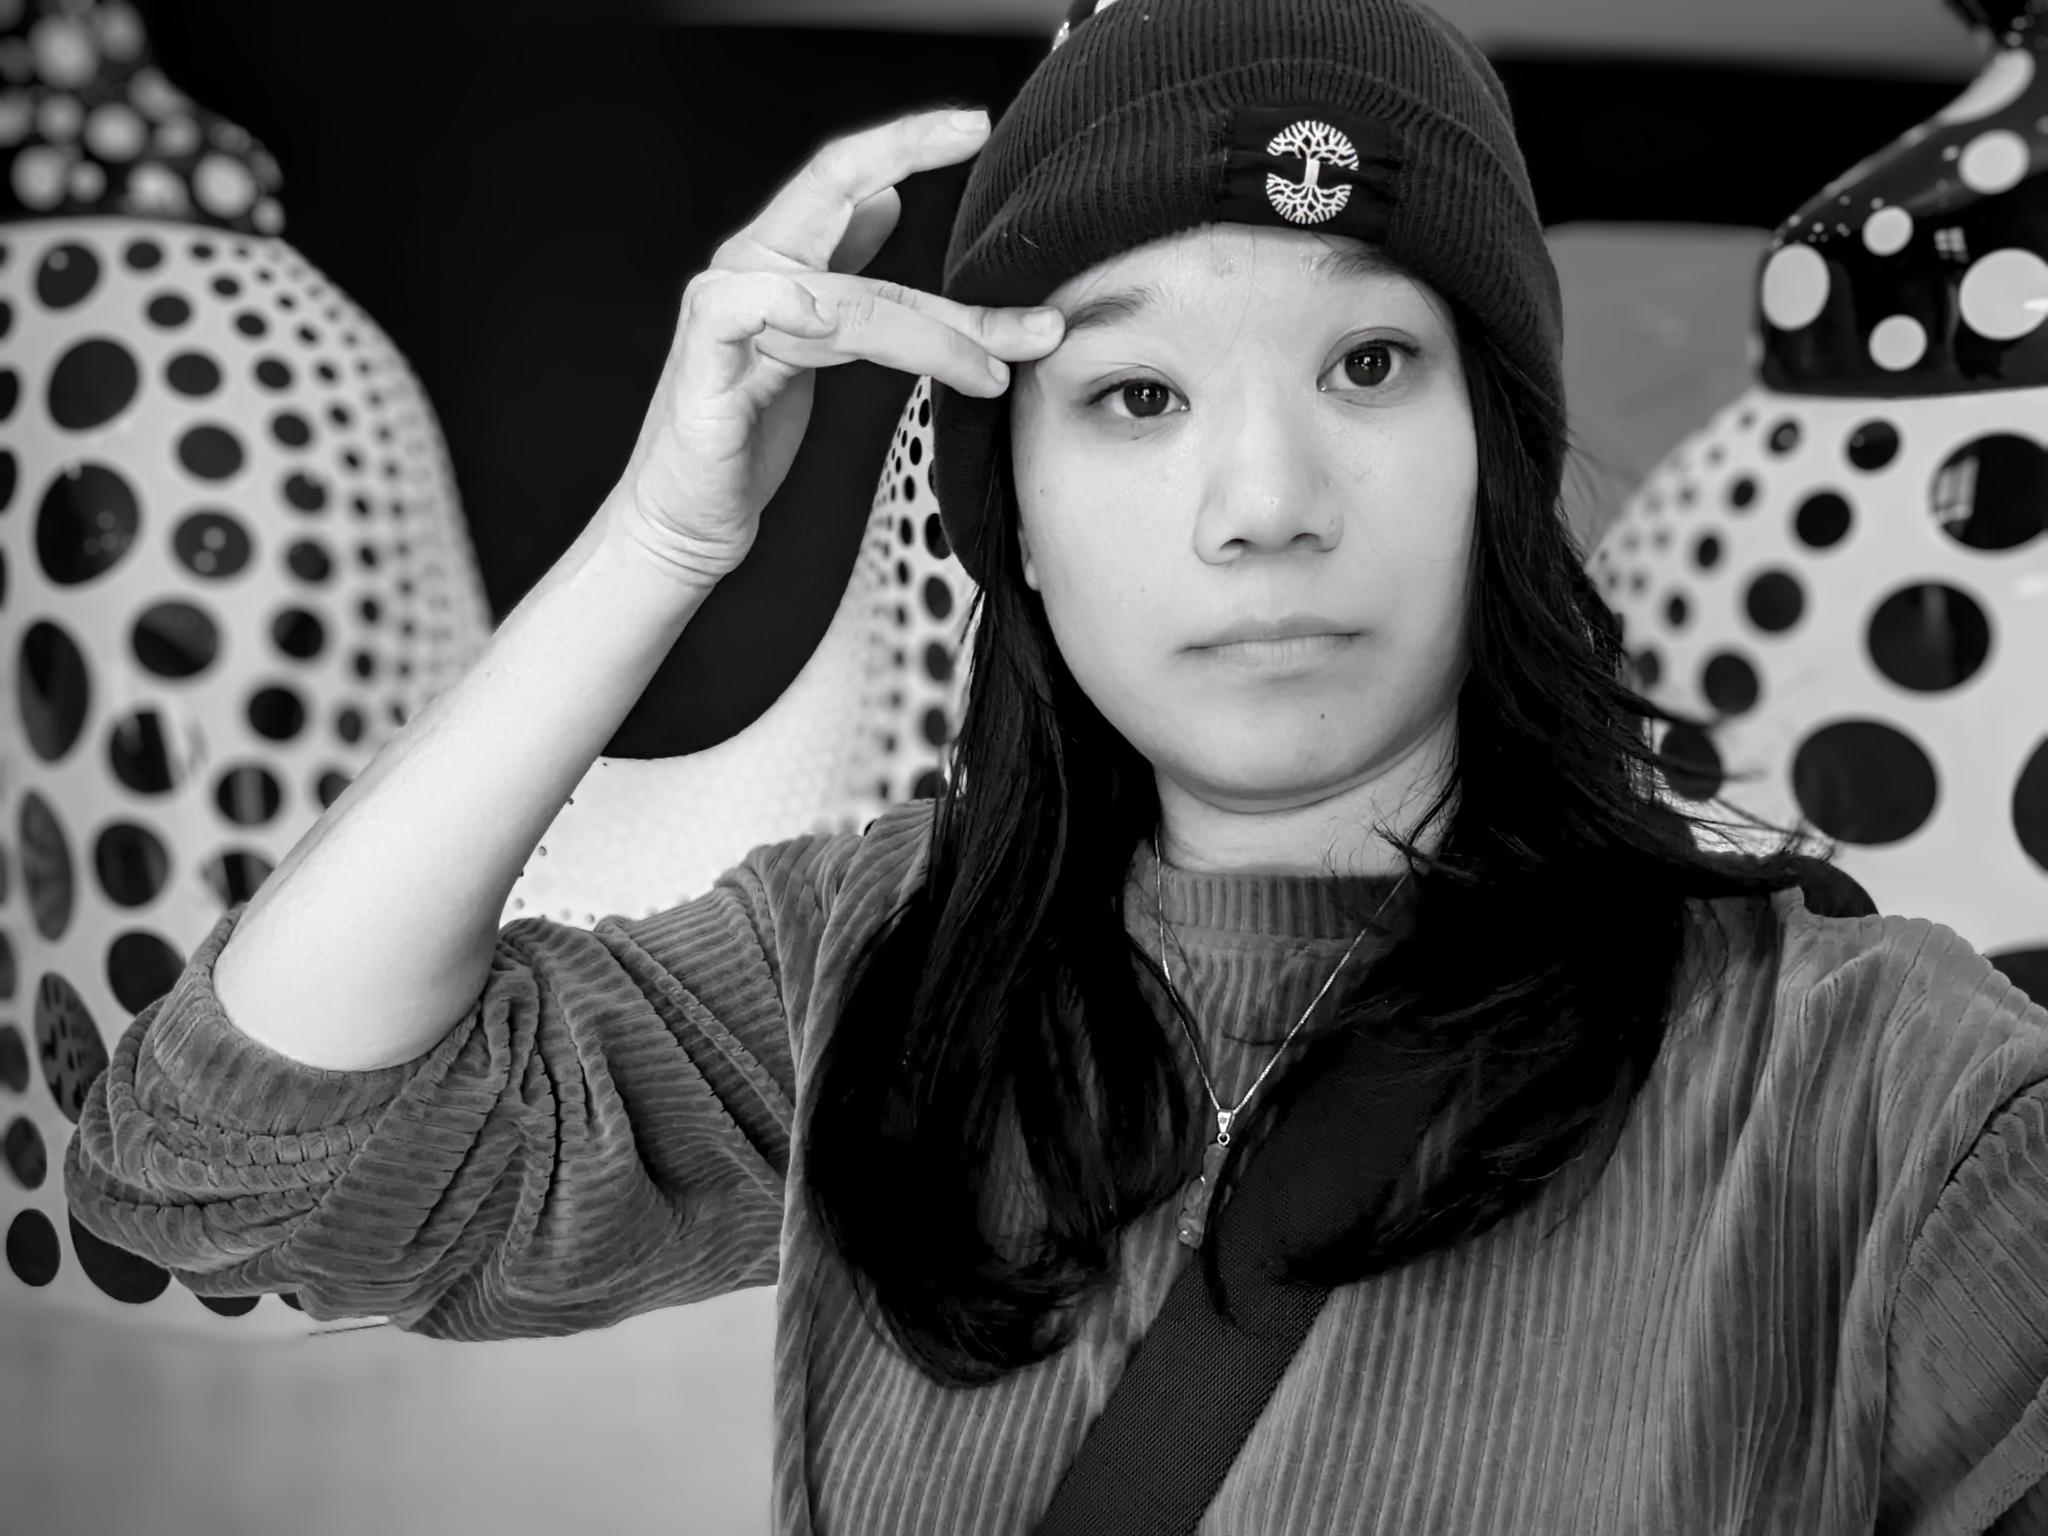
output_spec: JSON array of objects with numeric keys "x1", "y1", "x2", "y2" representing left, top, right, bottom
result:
[{"x1": 801, "y1": 284, "x2": 1827, "y2": 1389}]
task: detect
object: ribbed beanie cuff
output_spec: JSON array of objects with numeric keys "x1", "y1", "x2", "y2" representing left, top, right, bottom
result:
[{"x1": 932, "y1": 0, "x2": 1563, "y2": 586}]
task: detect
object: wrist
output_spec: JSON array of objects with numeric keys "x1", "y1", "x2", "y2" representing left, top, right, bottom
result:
[{"x1": 596, "y1": 490, "x2": 746, "y2": 596}]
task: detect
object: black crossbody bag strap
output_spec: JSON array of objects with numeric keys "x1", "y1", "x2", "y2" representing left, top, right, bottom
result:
[{"x1": 1031, "y1": 1030, "x2": 1456, "y2": 1535}]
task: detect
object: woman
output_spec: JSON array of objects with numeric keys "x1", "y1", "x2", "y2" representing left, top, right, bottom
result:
[{"x1": 65, "y1": 1, "x2": 2048, "y2": 1532}]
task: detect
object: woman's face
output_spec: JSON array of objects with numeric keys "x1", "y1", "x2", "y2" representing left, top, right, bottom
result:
[{"x1": 1008, "y1": 223, "x2": 1478, "y2": 823}]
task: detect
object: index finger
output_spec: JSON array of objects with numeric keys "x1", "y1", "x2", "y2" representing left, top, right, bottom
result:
[{"x1": 741, "y1": 107, "x2": 989, "y2": 271}]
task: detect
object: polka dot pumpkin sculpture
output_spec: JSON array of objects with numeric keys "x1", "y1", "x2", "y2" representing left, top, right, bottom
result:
[
  {"x1": 0, "y1": 0, "x2": 501, "y2": 1333},
  {"x1": 0, "y1": 0, "x2": 977, "y2": 1335},
  {"x1": 1589, "y1": 0, "x2": 2048, "y2": 1004}
]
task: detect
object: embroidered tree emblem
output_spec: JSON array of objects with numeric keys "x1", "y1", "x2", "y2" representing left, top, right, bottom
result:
[{"x1": 1264, "y1": 119, "x2": 1360, "y2": 225}]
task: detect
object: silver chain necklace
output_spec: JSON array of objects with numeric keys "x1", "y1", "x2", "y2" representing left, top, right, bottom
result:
[{"x1": 1155, "y1": 833, "x2": 1409, "y2": 1249}]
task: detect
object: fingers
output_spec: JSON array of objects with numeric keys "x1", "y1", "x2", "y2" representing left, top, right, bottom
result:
[
  {"x1": 677, "y1": 271, "x2": 838, "y2": 396},
  {"x1": 681, "y1": 268, "x2": 1064, "y2": 401},
  {"x1": 741, "y1": 107, "x2": 989, "y2": 271},
  {"x1": 813, "y1": 272, "x2": 1064, "y2": 364}
]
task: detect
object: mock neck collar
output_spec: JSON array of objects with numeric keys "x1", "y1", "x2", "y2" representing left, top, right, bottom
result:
[{"x1": 1126, "y1": 836, "x2": 1416, "y2": 942}]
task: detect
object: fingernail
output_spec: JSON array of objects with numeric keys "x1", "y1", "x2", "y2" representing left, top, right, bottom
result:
[
  {"x1": 950, "y1": 108, "x2": 990, "y2": 132},
  {"x1": 1021, "y1": 308, "x2": 1063, "y2": 335},
  {"x1": 987, "y1": 357, "x2": 1011, "y2": 387}
]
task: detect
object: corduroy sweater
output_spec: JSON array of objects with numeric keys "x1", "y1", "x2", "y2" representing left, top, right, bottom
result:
[{"x1": 63, "y1": 798, "x2": 2048, "y2": 1534}]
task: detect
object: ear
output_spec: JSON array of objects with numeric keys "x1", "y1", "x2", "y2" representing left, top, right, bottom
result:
[{"x1": 1017, "y1": 523, "x2": 1039, "y2": 591}]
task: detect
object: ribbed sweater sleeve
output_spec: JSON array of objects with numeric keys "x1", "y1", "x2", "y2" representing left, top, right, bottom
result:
[
  {"x1": 1868, "y1": 924, "x2": 2048, "y2": 1534},
  {"x1": 1884, "y1": 1081, "x2": 2048, "y2": 1535},
  {"x1": 60, "y1": 821, "x2": 868, "y2": 1342}
]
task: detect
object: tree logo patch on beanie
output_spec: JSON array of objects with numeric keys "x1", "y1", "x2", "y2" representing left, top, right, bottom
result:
[
  {"x1": 1263, "y1": 120, "x2": 1360, "y2": 224},
  {"x1": 1215, "y1": 104, "x2": 1401, "y2": 241}
]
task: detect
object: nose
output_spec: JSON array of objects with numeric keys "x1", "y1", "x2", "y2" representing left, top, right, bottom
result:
[{"x1": 1189, "y1": 391, "x2": 1344, "y2": 563}]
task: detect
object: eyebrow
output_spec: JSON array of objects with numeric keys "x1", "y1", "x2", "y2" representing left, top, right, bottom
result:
[{"x1": 1057, "y1": 245, "x2": 1404, "y2": 336}]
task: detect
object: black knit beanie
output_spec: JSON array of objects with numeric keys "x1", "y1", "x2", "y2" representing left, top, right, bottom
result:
[{"x1": 932, "y1": 0, "x2": 1563, "y2": 587}]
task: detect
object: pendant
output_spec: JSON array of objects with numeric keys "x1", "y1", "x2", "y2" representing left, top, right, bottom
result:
[{"x1": 1174, "y1": 1111, "x2": 1235, "y2": 1249}]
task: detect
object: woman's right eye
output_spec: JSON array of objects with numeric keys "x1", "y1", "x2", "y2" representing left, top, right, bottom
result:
[{"x1": 1086, "y1": 377, "x2": 1185, "y2": 420}]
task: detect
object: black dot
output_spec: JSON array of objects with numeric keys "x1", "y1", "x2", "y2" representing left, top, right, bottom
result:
[
  {"x1": 255, "y1": 357, "x2": 292, "y2": 390},
  {"x1": 1728, "y1": 477, "x2": 1758, "y2": 510},
  {"x1": 923, "y1": 576, "x2": 953, "y2": 621},
  {"x1": 1745, "y1": 570, "x2": 1805, "y2": 633},
  {"x1": 282, "y1": 472, "x2": 327, "y2": 511},
  {"x1": 171, "y1": 510, "x2": 253, "y2": 579},
  {"x1": 1629, "y1": 648, "x2": 1661, "y2": 691},
  {"x1": 108, "y1": 712, "x2": 176, "y2": 798},
  {"x1": 1846, "y1": 420, "x2": 1900, "y2": 470},
  {"x1": 1768, "y1": 419, "x2": 1801, "y2": 455},
  {"x1": 1866, "y1": 583, "x2": 1990, "y2": 692},
  {"x1": 270, "y1": 606, "x2": 325, "y2": 663},
  {"x1": 285, "y1": 540, "x2": 332, "y2": 581},
  {"x1": 248, "y1": 686, "x2": 307, "y2": 741},
  {"x1": 36, "y1": 243, "x2": 101, "y2": 309},
  {"x1": 35, "y1": 463, "x2": 141, "y2": 586},
  {"x1": 923, "y1": 642, "x2": 953, "y2": 683},
  {"x1": 215, "y1": 766, "x2": 283, "y2": 827},
  {"x1": 2017, "y1": 737, "x2": 2048, "y2": 874},
  {"x1": 122, "y1": 239, "x2": 163, "y2": 272},
  {"x1": 0, "y1": 449, "x2": 15, "y2": 513},
  {"x1": 1665, "y1": 592, "x2": 1689, "y2": 628},
  {"x1": 145, "y1": 293, "x2": 191, "y2": 328},
  {"x1": 95, "y1": 821, "x2": 173, "y2": 906},
  {"x1": 0, "y1": 299, "x2": 11, "y2": 340},
  {"x1": 893, "y1": 558, "x2": 911, "y2": 588},
  {"x1": 47, "y1": 338, "x2": 140, "y2": 431},
  {"x1": 922, "y1": 707, "x2": 950, "y2": 747},
  {"x1": 924, "y1": 514, "x2": 949, "y2": 561},
  {"x1": 0, "y1": 369, "x2": 16, "y2": 422},
  {"x1": 177, "y1": 426, "x2": 245, "y2": 481},
  {"x1": 1794, "y1": 492, "x2": 1853, "y2": 548},
  {"x1": 1693, "y1": 534, "x2": 1721, "y2": 570},
  {"x1": 1932, "y1": 435, "x2": 2048, "y2": 551},
  {"x1": 1792, "y1": 719, "x2": 1937, "y2": 845},
  {"x1": 165, "y1": 352, "x2": 222, "y2": 397},
  {"x1": 20, "y1": 620, "x2": 89, "y2": 763},
  {"x1": 1701, "y1": 652, "x2": 1760, "y2": 715},
  {"x1": 235, "y1": 312, "x2": 268, "y2": 338},
  {"x1": 131, "y1": 601, "x2": 221, "y2": 679},
  {"x1": 908, "y1": 438, "x2": 924, "y2": 466},
  {"x1": 1659, "y1": 722, "x2": 1723, "y2": 801},
  {"x1": 271, "y1": 412, "x2": 312, "y2": 448}
]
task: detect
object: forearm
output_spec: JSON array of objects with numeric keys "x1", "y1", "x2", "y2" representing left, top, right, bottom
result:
[{"x1": 211, "y1": 498, "x2": 716, "y2": 1071}]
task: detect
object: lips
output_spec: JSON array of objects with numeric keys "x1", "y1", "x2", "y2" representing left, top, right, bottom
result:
[{"x1": 1194, "y1": 614, "x2": 1356, "y2": 648}]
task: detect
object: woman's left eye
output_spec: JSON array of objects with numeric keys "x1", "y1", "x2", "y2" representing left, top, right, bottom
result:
[{"x1": 1326, "y1": 340, "x2": 1416, "y2": 391}]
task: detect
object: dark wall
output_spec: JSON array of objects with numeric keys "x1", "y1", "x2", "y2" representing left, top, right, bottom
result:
[{"x1": 134, "y1": 1, "x2": 1959, "y2": 756}]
